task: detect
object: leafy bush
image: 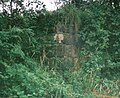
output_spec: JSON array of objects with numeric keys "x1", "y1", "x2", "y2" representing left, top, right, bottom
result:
[{"x1": 0, "y1": 0, "x2": 120, "y2": 98}]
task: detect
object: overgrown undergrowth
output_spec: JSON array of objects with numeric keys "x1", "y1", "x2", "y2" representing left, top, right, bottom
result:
[{"x1": 0, "y1": 0, "x2": 120, "y2": 98}]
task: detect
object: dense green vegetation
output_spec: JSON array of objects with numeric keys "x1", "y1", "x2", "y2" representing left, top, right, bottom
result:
[{"x1": 0, "y1": 0, "x2": 120, "y2": 97}]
